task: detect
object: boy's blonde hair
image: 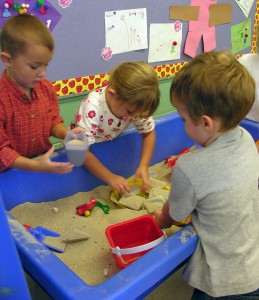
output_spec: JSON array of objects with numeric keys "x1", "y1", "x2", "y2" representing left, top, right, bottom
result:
[
  {"x1": 108, "y1": 61, "x2": 160, "y2": 118},
  {"x1": 170, "y1": 51, "x2": 255, "y2": 131},
  {"x1": 0, "y1": 14, "x2": 54, "y2": 57}
]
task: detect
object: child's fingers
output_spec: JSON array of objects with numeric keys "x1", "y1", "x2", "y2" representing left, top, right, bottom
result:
[
  {"x1": 44, "y1": 145, "x2": 55, "y2": 157},
  {"x1": 51, "y1": 162, "x2": 73, "y2": 174}
]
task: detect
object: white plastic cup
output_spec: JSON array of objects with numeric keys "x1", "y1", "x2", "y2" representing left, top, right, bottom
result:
[{"x1": 64, "y1": 132, "x2": 88, "y2": 166}]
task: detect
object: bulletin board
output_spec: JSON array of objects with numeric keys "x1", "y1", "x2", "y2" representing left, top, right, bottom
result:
[{"x1": 0, "y1": 0, "x2": 258, "y2": 97}]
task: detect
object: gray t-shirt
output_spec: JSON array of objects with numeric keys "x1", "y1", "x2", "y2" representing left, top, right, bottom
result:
[{"x1": 170, "y1": 126, "x2": 259, "y2": 297}]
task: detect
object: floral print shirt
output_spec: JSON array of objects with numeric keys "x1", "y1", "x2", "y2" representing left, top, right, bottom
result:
[{"x1": 75, "y1": 86, "x2": 155, "y2": 145}]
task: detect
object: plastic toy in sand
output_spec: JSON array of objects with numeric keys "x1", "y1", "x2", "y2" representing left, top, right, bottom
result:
[
  {"x1": 165, "y1": 148, "x2": 190, "y2": 168},
  {"x1": 76, "y1": 196, "x2": 110, "y2": 217},
  {"x1": 23, "y1": 224, "x2": 65, "y2": 252}
]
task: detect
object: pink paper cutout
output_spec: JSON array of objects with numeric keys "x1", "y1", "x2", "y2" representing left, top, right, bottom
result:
[{"x1": 184, "y1": 0, "x2": 217, "y2": 58}]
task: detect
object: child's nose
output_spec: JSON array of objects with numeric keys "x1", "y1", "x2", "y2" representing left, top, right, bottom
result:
[{"x1": 38, "y1": 66, "x2": 47, "y2": 78}]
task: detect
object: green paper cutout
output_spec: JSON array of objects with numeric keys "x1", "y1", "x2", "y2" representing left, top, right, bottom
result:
[{"x1": 231, "y1": 19, "x2": 251, "y2": 54}]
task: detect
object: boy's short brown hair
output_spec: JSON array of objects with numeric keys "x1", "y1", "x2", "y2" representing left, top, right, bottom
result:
[
  {"x1": 108, "y1": 61, "x2": 160, "y2": 118},
  {"x1": 0, "y1": 14, "x2": 54, "y2": 57},
  {"x1": 170, "y1": 51, "x2": 255, "y2": 131}
]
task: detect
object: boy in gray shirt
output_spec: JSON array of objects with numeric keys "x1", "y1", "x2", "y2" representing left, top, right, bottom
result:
[{"x1": 155, "y1": 51, "x2": 259, "y2": 299}]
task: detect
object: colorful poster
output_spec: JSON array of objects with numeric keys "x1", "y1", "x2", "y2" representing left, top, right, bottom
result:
[
  {"x1": 0, "y1": 0, "x2": 62, "y2": 31},
  {"x1": 148, "y1": 22, "x2": 182, "y2": 63},
  {"x1": 231, "y1": 19, "x2": 251, "y2": 54},
  {"x1": 105, "y1": 8, "x2": 148, "y2": 55}
]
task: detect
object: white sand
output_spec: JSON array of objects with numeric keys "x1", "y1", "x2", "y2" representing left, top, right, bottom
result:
[{"x1": 10, "y1": 161, "x2": 180, "y2": 286}]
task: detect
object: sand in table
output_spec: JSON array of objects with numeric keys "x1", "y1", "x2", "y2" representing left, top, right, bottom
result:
[{"x1": 9, "y1": 161, "x2": 180, "y2": 286}]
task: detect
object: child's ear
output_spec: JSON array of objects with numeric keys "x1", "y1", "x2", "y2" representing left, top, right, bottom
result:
[
  {"x1": 200, "y1": 115, "x2": 214, "y2": 131},
  {"x1": 0, "y1": 52, "x2": 12, "y2": 66},
  {"x1": 106, "y1": 87, "x2": 116, "y2": 97}
]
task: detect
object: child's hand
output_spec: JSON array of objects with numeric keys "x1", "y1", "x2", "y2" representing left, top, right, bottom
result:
[
  {"x1": 108, "y1": 174, "x2": 131, "y2": 194},
  {"x1": 65, "y1": 128, "x2": 85, "y2": 142},
  {"x1": 135, "y1": 165, "x2": 150, "y2": 192},
  {"x1": 171, "y1": 216, "x2": 192, "y2": 227},
  {"x1": 38, "y1": 146, "x2": 73, "y2": 174},
  {"x1": 71, "y1": 126, "x2": 85, "y2": 134}
]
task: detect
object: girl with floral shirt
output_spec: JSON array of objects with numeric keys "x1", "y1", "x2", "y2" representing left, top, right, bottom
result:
[{"x1": 72, "y1": 61, "x2": 160, "y2": 194}]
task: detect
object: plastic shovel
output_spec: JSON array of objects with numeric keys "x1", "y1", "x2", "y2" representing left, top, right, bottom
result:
[{"x1": 23, "y1": 224, "x2": 65, "y2": 253}]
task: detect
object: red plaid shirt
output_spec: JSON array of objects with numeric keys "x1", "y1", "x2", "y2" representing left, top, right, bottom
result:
[{"x1": 0, "y1": 70, "x2": 63, "y2": 172}]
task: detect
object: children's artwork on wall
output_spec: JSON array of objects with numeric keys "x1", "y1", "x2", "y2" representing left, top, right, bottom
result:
[
  {"x1": 104, "y1": 8, "x2": 148, "y2": 55},
  {"x1": 235, "y1": 0, "x2": 255, "y2": 17},
  {"x1": 209, "y1": 4, "x2": 232, "y2": 26},
  {"x1": 231, "y1": 18, "x2": 251, "y2": 54},
  {"x1": 170, "y1": 1, "x2": 232, "y2": 58},
  {"x1": 148, "y1": 22, "x2": 182, "y2": 63},
  {"x1": 0, "y1": 0, "x2": 258, "y2": 96},
  {"x1": 0, "y1": 0, "x2": 62, "y2": 31}
]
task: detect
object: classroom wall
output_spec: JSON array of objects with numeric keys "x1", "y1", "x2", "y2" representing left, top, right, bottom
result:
[
  {"x1": 0, "y1": 1, "x2": 258, "y2": 147},
  {"x1": 1, "y1": 0, "x2": 256, "y2": 81}
]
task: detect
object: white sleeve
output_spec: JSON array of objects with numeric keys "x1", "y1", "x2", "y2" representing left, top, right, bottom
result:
[{"x1": 238, "y1": 54, "x2": 259, "y2": 122}]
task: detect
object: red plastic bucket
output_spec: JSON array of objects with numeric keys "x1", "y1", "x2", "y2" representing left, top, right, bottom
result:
[{"x1": 105, "y1": 215, "x2": 166, "y2": 268}]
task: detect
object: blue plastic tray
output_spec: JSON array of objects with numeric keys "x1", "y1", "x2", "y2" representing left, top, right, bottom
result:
[
  {"x1": 0, "y1": 112, "x2": 258, "y2": 299},
  {"x1": 0, "y1": 195, "x2": 31, "y2": 300}
]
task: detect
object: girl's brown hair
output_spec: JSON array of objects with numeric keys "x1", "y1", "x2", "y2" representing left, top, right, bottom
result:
[{"x1": 108, "y1": 61, "x2": 160, "y2": 118}]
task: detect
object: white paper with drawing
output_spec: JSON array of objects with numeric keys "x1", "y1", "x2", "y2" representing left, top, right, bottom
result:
[
  {"x1": 105, "y1": 8, "x2": 148, "y2": 55},
  {"x1": 235, "y1": 0, "x2": 255, "y2": 18},
  {"x1": 148, "y1": 22, "x2": 183, "y2": 63}
]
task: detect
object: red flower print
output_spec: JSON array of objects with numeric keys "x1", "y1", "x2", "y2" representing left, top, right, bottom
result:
[
  {"x1": 76, "y1": 114, "x2": 82, "y2": 122},
  {"x1": 98, "y1": 128, "x2": 104, "y2": 133},
  {"x1": 88, "y1": 110, "x2": 96, "y2": 118},
  {"x1": 91, "y1": 131, "x2": 96, "y2": 136},
  {"x1": 92, "y1": 124, "x2": 97, "y2": 129},
  {"x1": 108, "y1": 118, "x2": 114, "y2": 125},
  {"x1": 105, "y1": 134, "x2": 111, "y2": 139},
  {"x1": 100, "y1": 115, "x2": 103, "y2": 122}
]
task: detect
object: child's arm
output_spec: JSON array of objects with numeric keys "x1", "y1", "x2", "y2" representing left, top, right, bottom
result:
[
  {"x1": 135, "y1": 130, "x2": 156, "y2": 192},
  {"x1": 50, "y1": 122, "x2": 69, "y2": 140},
  {"x1": 10, "y1": 146, "x2": 73, "y2": 174},
  {"x1": 154, "y1": 202, "x2": 174, "y2": 228},
  {"x1": 84, "y1": 150, "x2": 131, "y2": 194},
  {"x1": 154, "y1": 202, "x2": 191, "y2": 229}
]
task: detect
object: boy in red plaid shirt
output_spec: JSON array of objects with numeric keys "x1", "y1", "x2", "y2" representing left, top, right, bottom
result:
[{"x1": 0, "y1": 14, "x2": 72, "y2": 173}]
